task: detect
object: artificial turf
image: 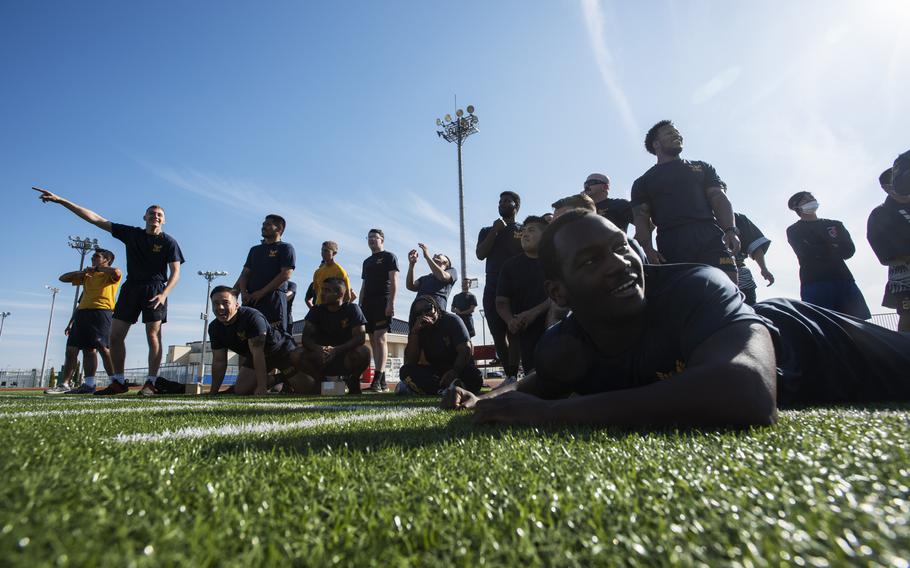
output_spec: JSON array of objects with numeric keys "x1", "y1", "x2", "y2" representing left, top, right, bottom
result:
[{"x1": 0, "y1": 393, "x2": 907, "y2": 566}]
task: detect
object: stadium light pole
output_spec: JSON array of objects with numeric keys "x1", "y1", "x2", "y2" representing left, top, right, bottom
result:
[
  {"x1": 67, "y1": 236, "x2": 100, "y2": 313},
  {"x1": 0, "y1": 312, "x2": 10, "y2": 344},
  {"x1": 197, "y1": 270, "x2": 228, "y2": 385},
  {"x1": 437, "y1": 104, "x2": 479, "y2": 287},
  {"x1": 40, "y1": 286, "x2": 60, "y2": 387}
]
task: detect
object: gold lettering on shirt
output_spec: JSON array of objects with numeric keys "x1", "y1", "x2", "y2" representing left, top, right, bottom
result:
[
  {"x1": 269, "y1": 249, "x2": 278, "y2": 258},
  {"x1": 341, "y1": 318, "x2": 349, "y2": 328},
  {"x1": 656, "y1": 360, "x2": 686, "y2": 380},
  {"x1": 152, "y1": 244, "x2": 163, "y2": 253}
]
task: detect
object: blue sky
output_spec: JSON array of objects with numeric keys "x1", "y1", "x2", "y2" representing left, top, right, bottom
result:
[{"x1": 2, "y1": 0, "x2": 908, "y2": 370}]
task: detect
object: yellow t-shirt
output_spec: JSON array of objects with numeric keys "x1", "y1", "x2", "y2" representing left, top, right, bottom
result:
[
  {"x1": 313, "y1": 263, "x2": 351, "y2": 305},
  {"x1": 75, "y1": 270, "x2": 122, "y2": 311}
]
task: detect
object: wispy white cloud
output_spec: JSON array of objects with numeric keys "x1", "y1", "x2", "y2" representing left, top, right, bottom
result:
[
  {"x1": 692, "y1": 66, "x2": 742, "y2": 104},
  {"x1": 580, "y1": 0, "x2": 640, "y2": 142},
  {"x1": 407, "y1": 193, "x2": 458, "y2": 233}
]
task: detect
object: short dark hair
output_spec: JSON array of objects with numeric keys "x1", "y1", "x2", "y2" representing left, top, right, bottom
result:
[
  {"x1": 95, "y1": 248, "x2": 115, "y2": 264},
  {"x1": 265, "y1": 214, "x2": 286, "y2": 234},
  {"x1": 551, "y1": 193, "x2": 596, "y2": 212},
  {"x1": 880, "y1": 168, "x2": 893, "y2": 186},
  {"x1": 323, "y1": 277, "x2": 347, "y2": 290},
  {"x1": 539, "y1": 208, "x2": 597, "y2": 280},
  {"x1": 146, "y1": 204, "x2": 165, "y2": 214},
  {"x1": 210, "y1": 285, "x2": 238, "y2": 299},
  {"x1": 322, "y1": 241, "x2": 338, "y2": 253},
  {"x1": 500, "y1": 191, "x2": 521, "y2": 208},
  {"x1": 368, "y1": 228, "x2": 384, "y2": 239},
  {"x1": 645, "y1": 120, "x2": 673, "y2": 155},
  {"x1": 522, "y1": 215, "x2": 550, "y2": 228},
  {"x1": 787, "y1": 191, "x2": 812, "y2": 211}
]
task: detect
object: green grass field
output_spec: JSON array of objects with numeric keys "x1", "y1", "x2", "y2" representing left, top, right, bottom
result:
[{"x1": 0, "y1": 393, "x2": 908, "y2": 567}]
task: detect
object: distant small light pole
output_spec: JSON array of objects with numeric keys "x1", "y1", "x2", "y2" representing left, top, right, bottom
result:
[
  {"x1": 0, "y1": 312, "x2": 11, "y2": 344},
  {"x1": 67, "y1": 236, "x2": 100, "y2": 313},
  {"x1": 197, "y1": 271, "x2": 228, "y2": 385},
  {"x1": 40, "y1": 286, "x2": 60, "y2": 387},
  {"x1": 437, "y1": 104, "x2": 479, "y2": 287}
]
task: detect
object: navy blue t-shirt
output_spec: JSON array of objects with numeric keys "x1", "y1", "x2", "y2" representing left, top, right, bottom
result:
[
  {"x1": 478, "y1": 222, "x2": 523, "y2": 278},
  {"x1": 111, "y1": 223, "x2": 185, "y2": 283},
  {"x1": 595, "y1": 198, "x2": 634, "y2": 233},
  {"x1": 243, "y1": 241, "x2": 296, "y2": 293},
  {"x1": 451, "y1": 291, "x2": 477, "y2": 334},
  {"x1": 361, "y1": 251, "x2": 400, "y2": 302},
  {"x1": 304, "y1": 303, "x2": 367, "y2": 347},
  {"x1": 415, "y1": 267, "x2": 458, "y2": 311},
  {"x1": 208, "y1": 306, "x2": 292, "y2": 358},
  {"x1": 786, "y1": 219, "x2": 855, "y2": 284},
  {"x1": 630, "y1": 159, "x2": 724, "y2": 230},
  {"x1": 418, "y1": 312, "x2": 471, "y2": 374},
  {"x1": 497, "y1": 255, "x2": 548, "y2": 315},
  {"x1": 535, "y1": 264, "x2": 910, "y2": 407}
]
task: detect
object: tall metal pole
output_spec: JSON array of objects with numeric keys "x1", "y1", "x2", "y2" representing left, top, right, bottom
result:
[
  {"x1": 456, "y1": 128, "x2": 467, "y2": 282},
  {"x1": 0, "y1": 312, "x2": 10, "y2": 343},
  {"x1": 437, "y1": 104, "x2": 478, "y2": 286},
  {"x1": 40, "y1": 286, "x2": 60, "y2": 387},
  {"x1": 197, "y1": 271, "x2": 228, "y2": 385}
]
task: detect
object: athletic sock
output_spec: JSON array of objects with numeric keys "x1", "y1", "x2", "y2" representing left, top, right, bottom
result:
[
  {"x1": 111, "y1": 374, "x2": 125, "y2": 384},
  {"x1": 83, "y1": 376, "x2": 96, "y2": 388},
  {"x1": 146, "y1": 375, "x2": 157, "y2": 384}
]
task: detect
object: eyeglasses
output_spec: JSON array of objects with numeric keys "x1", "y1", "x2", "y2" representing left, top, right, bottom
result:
[{"x1": 584, "y1": 181, "x2": 605, "y2": 189}]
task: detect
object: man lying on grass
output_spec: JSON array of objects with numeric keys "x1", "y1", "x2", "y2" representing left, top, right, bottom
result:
[
  {"x1": 442, "y1": 209, "x2": 910, "y2": 426},
  {"x1": 208, "y1": 286, "x2": 318, "y2": 395}
]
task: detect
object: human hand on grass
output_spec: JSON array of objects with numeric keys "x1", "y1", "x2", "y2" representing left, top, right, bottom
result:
[
  {"x1": 440, "y1": 385, "x2": 478, "y2": 410},
  {"x1": 472, "y1": 391, "x2": 553, "y2": 425}
]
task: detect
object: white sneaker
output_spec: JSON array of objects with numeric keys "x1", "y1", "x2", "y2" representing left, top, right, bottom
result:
[{"x1": 44, "y1": 384, "x2": 72, "y2": 395}]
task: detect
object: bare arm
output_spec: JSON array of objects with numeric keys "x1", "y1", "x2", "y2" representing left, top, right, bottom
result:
[
  {"x1": 750, "y1": 247, "x2": 775, "y2": 286},
  {"x1": 33, "y1": 187, "x2": 113, "y2": 233},
  {"x1": 386, "y1": 271, "x2": 397, "y2": 317},
  {"x1": 333, "y1": 325, "x2": 366, "y2": 356},
  {"x1": 149, "y1": 261, "x2": 181, "y2": 310},
  {"x1": 406, "y1": 252, "x2": 418, "y2": 292},
  {"x1": 705, "y1": 186, "x2": 741, "y2": 255},
  {"x1": 208, "y1": 348, "x2": 228, "y2": 394},
  {"x1": 632, "y1": 203, "x2": 665, "y2": 264},
  {"x1": 495, "y1": 295, "x2": 515, "y2": 329},
  {"x1": 403, "y1": 327, "x2": 422, "y2": 365},
  {"x1": 472, "y1": 321, "x2": 778, "y2": 427},
  {"x1": 476, "y1": 220, "x2": 505, "y2": 260},
  {"x1": 233, "y1": 267, "x2": 251, "y2": 295},
  {"x1": 249, "y1": 267, "x2": 294, "y2": 302},
  {"x1": 248, "y1": 336, "x2": 269, "y2": 395},
  {"x1": 299, "y1": 322, "x2": 320, "y2": 352},
  {"x1": 59, "y1": 271, "x2": 86, "y2": 284},
  {"x1": 420, "y1": 244, "x2": 452, "y2": 282}
]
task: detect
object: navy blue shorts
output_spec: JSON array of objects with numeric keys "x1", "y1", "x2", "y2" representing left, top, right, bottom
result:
[
  {"x1": 657, "y1": 221, "x2": 736, "y2": 276},
  {"x1": 398, "y1": 363, "x2": 483, "y2": 395},
  {"x1": 801, "y1": 280, "x2": 871, "y2": 320},
  {"x1": 66, "y1": 309, "x2": 113, "y2": 350},
  {"x1": 361, "y1": 299, "x2": 391, "y2": 333},
  {"x1": 245, "y1": 290, "x2": 287, "y2": 330},
  {"x1": 113, "y1": 280, "x2": 167, "y2": 324},
  {"x1": 240, "y1": 345, "x2": 298, "y2": 377}
]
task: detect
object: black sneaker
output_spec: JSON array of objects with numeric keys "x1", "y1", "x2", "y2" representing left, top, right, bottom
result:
[
  {"x1": 367, "y1": 372, "x2": 385, "y2": 393},
  {"x1": 94, "y1": 381, "x2": 128, "y2": 396},
  {"x1": 138, "y1": 380, "x2": 158, "y2": 397},
  {"x1": 345, "y1": 375, "x2": 362, "y2": 395}
]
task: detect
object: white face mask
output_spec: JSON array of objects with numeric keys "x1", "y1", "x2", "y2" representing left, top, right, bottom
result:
[{"x1": 800, "y1": 200, "x2": 819, "y2": 213}]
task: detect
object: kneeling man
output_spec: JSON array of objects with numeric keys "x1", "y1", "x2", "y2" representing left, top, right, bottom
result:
[
  {"x1": 208, "y1": 286, "x2": 317, "y2": 395},
  {"x1": 300, "y1": 278, "x2": 371, "y2": 394},
  {"x1": 444, "y1": 209, "x2": 910, "y2": 426},
  {"x1": 398, "y1": 295, "x2": 483, "y2": 395}
]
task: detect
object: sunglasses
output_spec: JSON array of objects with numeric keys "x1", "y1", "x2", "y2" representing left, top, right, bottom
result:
[{"x1": 584, "y1": 181, "x2": 605, "y2": 189}]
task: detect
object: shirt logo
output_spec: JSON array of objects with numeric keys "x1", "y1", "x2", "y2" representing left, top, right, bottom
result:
[
  {"x1": 443, "y1": 336, "x2": 451, "y2": 348},
  {"x1": 689, "y1": 164, "x2": 703, "y2": 173},
  {"x1": 827, "y1": 226, "x2": 839, "y2": 239},
  {"x1": 152, "y1": 244, "x2": 163, "y2": 253},
  {"x1": 269, "y1": 249, "x2": 278, "y2": 258},
  {"x1": 340, "y1": 318, "x2": 349, "y2": 328},
  {"x1": 237, "y1": 331, "x2": 247, "y2": 341},
  {"x1": 656, "y1": 360, "x2": 686, "y2": 380},
  {"x1": 376, "y1": 258, "x2": 384, "y2": 265}
]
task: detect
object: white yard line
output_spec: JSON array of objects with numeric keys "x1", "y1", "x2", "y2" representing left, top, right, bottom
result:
[{"x1": 115, "y1": 407, "x2": 436, "y2": 443}]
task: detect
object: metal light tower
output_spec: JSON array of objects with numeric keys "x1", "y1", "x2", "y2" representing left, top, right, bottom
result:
[
  {"x1": 67, "y1": 236, "x2": 100, "y2": 312},
  {"x1": 40, "y1": 286, "x2": 60, "y2": 387},
  {"x1": 437, "y1": 104, "x2": 479, "y2": 285},
  {"x1": 0, "y1": 312, "x2": 10, "y2": 343},
  {"x1": 197, "y1": 270, "x2": 228, "y2": 385}
]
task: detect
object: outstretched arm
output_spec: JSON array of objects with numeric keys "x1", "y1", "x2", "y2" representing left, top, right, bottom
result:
[
  {"x1": 472, "y1": 321, "x2": 778, "y2": 428},
  {"x1": 33, "y1": 187, "x2": 113, "y2": 233}
]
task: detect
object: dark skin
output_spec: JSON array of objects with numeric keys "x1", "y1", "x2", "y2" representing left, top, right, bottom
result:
[
  {"x1": 476, "y1": 194, "x2": 519, "y2": 260},
  {"x1": 233, "y1": 217, "x2": 294, "y2": 306},
  {"x1": 299, "y1": 281, "x2": 370, "y2": 379},
  {"x1": 406, "y1": 300, "x2": 473, "y2": 388},
  {"x1": 443, "y1": 215, "x2": 778, "y2": 428}
]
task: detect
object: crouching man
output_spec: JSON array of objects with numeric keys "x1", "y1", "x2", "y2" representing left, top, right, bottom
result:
[
  {"x1": 443, "y1": 209, "x2": 910, "y2": 427},
  {"x1": 300, "y1": 278, "x2": 371, "y2": 394},
  {"x1": 208, "y1": 286, "x2": 317, "y2": 395},
  {"x1": 398, "y1": 295, "x2": 483, "y2": 396}
]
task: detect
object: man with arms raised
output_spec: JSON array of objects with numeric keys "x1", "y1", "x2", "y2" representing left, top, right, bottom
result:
[
  {"x1": 35, "y1": 188, "x2": 184, "y2": 395},
  {"x1": 443, "y1": 210, "x2": 910, "y2": 426},
  {"x1": 631, "y1": 120, "x2": 740, "y2": 283},
  {"x1": 301, "y1": 278, "x2": 371, "y2": 394},
  {"x1": 233, "y1": 215, "x2": 295, "y2": 331},
  {"x1": 398, "y1": 295, "x2": 482, "y2": 396},
  {"x1": 207, "y1": 286, "x2": 316, "y2": 395},
  {"x1": 44, "y1": 249, "x2": 121, "y2": 394},
  {"x1": 360, "y1": 228, "x2": 399, "y2": 392},
  {"x1": 406, "y1": 244, "x2": 457, "y2": 312}
]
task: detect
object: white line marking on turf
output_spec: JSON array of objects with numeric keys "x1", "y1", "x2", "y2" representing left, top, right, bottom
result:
[
  {"x1": 114, "y1": 407, "x2": 436, "y2": 443},
  {"x1": 0, "y1": 402, "x2": 431, "y2": 419}
]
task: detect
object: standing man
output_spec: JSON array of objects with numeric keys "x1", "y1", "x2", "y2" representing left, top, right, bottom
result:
[
  {"x1": 406, "y1": 244, "x2": 457, "y2": 312},
  {"x1": 301, "y1": 278, "x2": 371, "y2": 394},
  {"x1": 733, "y1": 212, "x2": 775, "y2": 306},
  {"x1": 583, "y1": 173, "x2": 633, "y2": 233},
  {"x1": 285, "y1": 281, "x2": 298, "y2": 333},
  {"x1": 496, "y1": 215, "x2": 551, "y2": 380},
  {"x1": 476, "y1": 191, "x2": 523, "y2": 379},
  {"x1": 34, "y1": 188, "x2": 184, "y2": 395},
  {"x1": 233, "y1": 215, "x2": 295, "y2": 330},
  {"x1": 360, "y1": 228, "x2": 399, "y2": 392},
  {"x1": 630, "y1": 120, "x2": 740, "y2": 283},
  {"x1": 312, "y1": 242, "x2": 355, "y2": 305},
  {"x1": 44, "y1": 249, "x2": 121, "y2": 394},
  {"x1": 451, "y1": 282, "x2": 478, "y2": 338},
  {"x1": 787, "y1": 191, "x2": 870, "y2": 319},
  {"x1": 868, "y1": 154, "x2": 910, "y2": 331}
]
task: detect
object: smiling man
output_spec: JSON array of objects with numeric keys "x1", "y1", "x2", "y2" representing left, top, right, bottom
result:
[
  {"x1": 207, "y1": 286, "x2": 316, "y2": 395},
  {"x1": 233, "y1": 215, "x2": 296, "y2": 331},
  {"x1": 443, "y1": 210, "x2": 910, "y2": 427},
  {"x1": 34, "y1": 187, "x2": 185, "y2": 396}
]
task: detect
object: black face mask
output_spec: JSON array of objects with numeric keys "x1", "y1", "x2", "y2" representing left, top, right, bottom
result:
[{"x1": 893, "y1": 150, "x2": 910, "y2": 196}]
